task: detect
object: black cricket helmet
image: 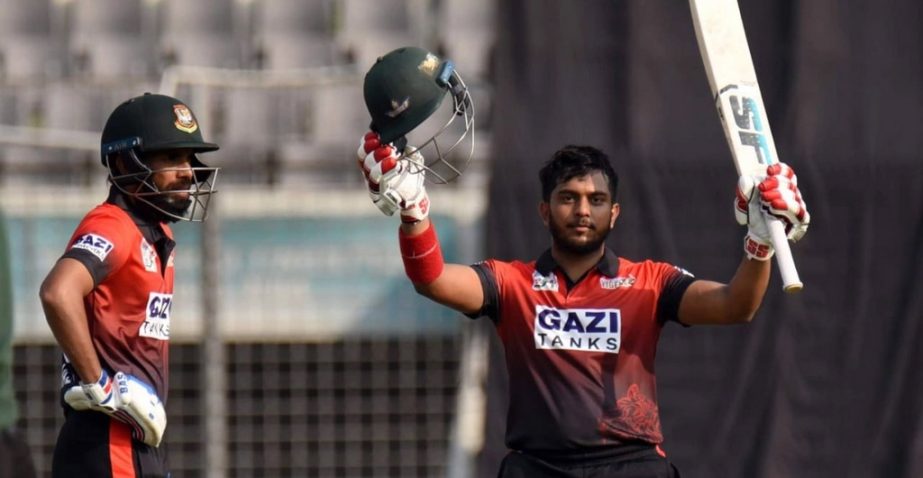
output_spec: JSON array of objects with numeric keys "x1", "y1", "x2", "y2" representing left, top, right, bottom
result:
[
  {"x1": 363, "y1": 47, "x2": 475, "y2": 183},
  {"x1": 101, "y1": 93, "x2": 220, "y2": 222}
]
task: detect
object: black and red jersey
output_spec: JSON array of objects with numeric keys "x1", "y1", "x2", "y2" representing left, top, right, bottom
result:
[
  {"x1": 60, "y1": 194, "x2": 176, "y2": 401},
  {"x1": 471, "y1": 248, "x2": 695, "y2": 453}
]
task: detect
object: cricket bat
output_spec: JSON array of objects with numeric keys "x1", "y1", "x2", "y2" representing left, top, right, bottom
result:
[{"x1": 689, "y1": 0, "x2": 803, "y2": 293}]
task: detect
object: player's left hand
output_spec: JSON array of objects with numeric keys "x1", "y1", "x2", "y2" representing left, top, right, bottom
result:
[
  {"x1": 357, "y1": 131, "x2": 430, "y2": 223},
  {"x1": 735, "y1": 163, "x2": 810, "y2": 260},
  {"x1": 63, "y1": 369, "x2": 167, "y2": 447},
  {"x1": 757, "y1": 163, "x2": 810, "y2": 241},
  {"x1": 112, "y1": 372, "x2": 167, "y2": 448}
]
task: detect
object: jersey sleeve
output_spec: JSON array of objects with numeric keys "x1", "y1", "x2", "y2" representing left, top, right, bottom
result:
[
  {"x1": 655, "y1": 263, "x2": 697, "y2": 325},
  {"x1": 61, "y1": 214, "x2": 132, "y2": 287},
  {"x1": 465, "y1": 260, "x2": 502, "y2": 323}
]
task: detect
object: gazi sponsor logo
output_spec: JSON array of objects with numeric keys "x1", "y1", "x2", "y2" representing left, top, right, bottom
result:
[
  {"x1": 70, "y1": 234, "x2": 114, "y2": 261},
  {"x1": 140, "y1": 293, "x2": 172, "y2": 340},
  {"x1": 533, "y1": 306, "x2": 621, "y2": 353}
]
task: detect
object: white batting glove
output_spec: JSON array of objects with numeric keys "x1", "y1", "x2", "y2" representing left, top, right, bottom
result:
[
  {"x1": 357, "y1": 132, "x2": 430, "y2": 224},
  {"x1": 758, "y1": 163, "x2": 810, "y2": 242},
  {"x1": 63, "y1": 368, "x2": 119, "y2": 413},
  {"x1": 64, "y1": 370, "x2": 167, "y2": 447},
  {"x1": 357, "y1": 132, "x2": 397, "y2": 215},
  {"x1": 113, "y1": 372, "x2": 167, "y2": 448},
  {"x1": 735, "y1": 163, "x2": 810, "y2": 261},
  {"x1": 735, "y1": 176, "x2": 774, "y2": 260}
]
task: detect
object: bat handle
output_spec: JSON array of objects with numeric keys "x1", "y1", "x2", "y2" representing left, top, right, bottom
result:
[{"x1": 767, "y1": 218, "x2": 803, "y2": 293}]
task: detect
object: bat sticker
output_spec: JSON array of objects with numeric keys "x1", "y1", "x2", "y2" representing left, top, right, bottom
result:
[{"x1": 717, "y1": 85, "x2": 776, "y2": 166}]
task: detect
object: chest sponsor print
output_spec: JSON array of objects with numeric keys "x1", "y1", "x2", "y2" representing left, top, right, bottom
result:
[
  {"x1": 70, "y1": 234, "x2": 114, "y2": 261},
  {"x1": 600, "y1": 274, "x2": 636, "y2": 289},
  {"x1": 140, "y1": 292, "x2": 172, "y2": 341},
  {"x1": 534, "y1": 305, "x2": 621, "y2": 353}
]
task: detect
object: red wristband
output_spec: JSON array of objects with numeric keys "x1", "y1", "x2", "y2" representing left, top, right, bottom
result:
[{"x1": 399, "y1": 223, "x2": 444, "y2": 284}]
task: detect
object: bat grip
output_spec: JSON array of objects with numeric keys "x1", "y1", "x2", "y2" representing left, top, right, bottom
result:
[{"x1": 767, "y1": 218, "x2": 802, "y2": 293}]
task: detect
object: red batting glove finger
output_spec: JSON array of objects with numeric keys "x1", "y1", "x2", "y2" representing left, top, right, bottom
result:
[
  {"x1": 358, "y1": 131, "x2": 381, "y2": 163},
  {"x1": 365, "y1": 145, "x2": 394, "y2": 177},
  {"x1": 766, "y1": 164, "x2": 782, "y2": 176},
  {"x1": 760, "y1": 188, "x2": 782, "y2": 202},
  {"x1": 374, "y1": 145, "x2": 395, "y2": 163},
  {"x1": 362, "y1": 137, "x2": 381, "y2": 156},
  {"x1": 369, "y1": 145, "x2": 401, "y2": 182},
  {"x1": 380, "y1": 156, "x2": 397, "y2": 174},
  {"x1": 770, "y1": 198, "x2": 789, "y2": 212},
  {"x1": 758, "y1": 176, "x2": 779, "y2": 193}
]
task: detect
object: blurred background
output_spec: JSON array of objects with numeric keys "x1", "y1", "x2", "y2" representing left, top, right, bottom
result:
[{"x1": 1, "y1": 0, "x2": 921, "y2": 477}]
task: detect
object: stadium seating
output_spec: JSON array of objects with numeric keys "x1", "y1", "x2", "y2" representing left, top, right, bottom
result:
[
  {"x1": 0, "y1": 0, "x2": 490, "y2": 188},
  {"x1": 69, "y1": 0, "x2": 150, "y2": 79},
  {"x1": 337, "y1": 0, "x2": 421, "y2": 69},
  {"x1": 0, "y1": 0, "x2": 61, "y2": 81},
  {"x1": 161, "y1": 0, "x2": 241, "y2": 68}
]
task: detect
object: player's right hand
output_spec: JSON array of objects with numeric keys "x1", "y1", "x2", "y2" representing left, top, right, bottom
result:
[
  {"x1": 734, "y1": 163, "x2": 810, "y2": 261},
  {"x1": 64, "y1": 368, "x2": 119, "y2": 414},
  {"x1": 357, "y1": 132, "x2": 430, "y2": 224},
  {"x1": 64, "y1": 369, "x2": 167, "y2": 447}
]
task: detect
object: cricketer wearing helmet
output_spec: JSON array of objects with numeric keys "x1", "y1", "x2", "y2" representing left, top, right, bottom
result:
[
  {"x1": 40, "y1": 93, "x2": 219, "y2": 477},
  {"x1": 358, "y1": 49, "x2": 810, "y2": 477}
]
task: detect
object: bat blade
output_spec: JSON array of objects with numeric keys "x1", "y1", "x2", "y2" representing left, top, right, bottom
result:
[{"x1": 690, "y1": 0, "x2": 803, "y2": 292}]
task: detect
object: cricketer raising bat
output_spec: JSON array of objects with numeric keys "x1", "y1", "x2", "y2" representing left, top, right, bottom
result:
[{"x1": 689, "y1": 0, "x2": 803, "y2": 292}]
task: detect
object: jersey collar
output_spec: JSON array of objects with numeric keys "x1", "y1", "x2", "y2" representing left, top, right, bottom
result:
[
  {"x1": 535, "y1": 247, "x2": 620, "y2": 277},
  {"x1": 106, "y1": 187, "x2": 163, "y2": 227}
]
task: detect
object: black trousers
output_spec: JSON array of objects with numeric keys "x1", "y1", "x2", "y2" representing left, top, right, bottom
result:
[
  {"x1": 0, "y1": 426, "x2": 37, "y2": 478},
  {"x1": 498, "y1": 446, "x2": 681, "y2": 478},
  {"x1": 52, "y1": 410, "x2": 169, "y2": 478}
]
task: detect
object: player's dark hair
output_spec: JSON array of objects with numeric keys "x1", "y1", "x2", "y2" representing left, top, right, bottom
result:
[{"x1": 539, "y1": 145, "x2": 619, "y2": 202}]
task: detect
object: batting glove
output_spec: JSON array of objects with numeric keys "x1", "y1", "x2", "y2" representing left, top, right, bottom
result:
[
  {"x1": 758, "y1": 163, "x2": 810, "y2": 242},
  {"x1": 735, "y1": 163, "x2": 810, "y2": 261},
  {"x1": 63, "y1": 368, "x2": 118, "y2": 413},
  {"x1": 357, "y1": 131, "x2": 430, "y2": 224},
  {"x1": 63, "y1": 369, "x2": 167, "y2": 447}
]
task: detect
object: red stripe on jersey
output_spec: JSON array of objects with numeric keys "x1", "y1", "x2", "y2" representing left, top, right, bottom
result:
[{"x1": 109, "y1": 420, "x2": 136, "y2": 477}]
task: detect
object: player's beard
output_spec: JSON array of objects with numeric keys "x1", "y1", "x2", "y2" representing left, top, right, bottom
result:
[
  {"x1": 548, "y1": 214, "x2": 613, "y2": 256},
  {"x1": 133, "y1": 182, "x2": 194, "y2": 223},
  {"x1": 151, "y1": 187, "x2": 193, "y2": 219}
]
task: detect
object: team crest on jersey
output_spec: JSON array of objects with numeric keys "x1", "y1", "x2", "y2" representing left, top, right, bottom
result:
[
  {"x1": 534, "y1": 306, "x2": 621, "y2": 353},
  {"x1": 532, "y1": 271, "x2": 559, "y2": 291},
  {"x1": 600, "y1": 274, "x2": 636, "y2": 289},
  {"x1": 140, "y1": 292, "x2": 172, "y2": 341},
  {"x1": 140, "y1": 239, "x2": 158, "y2": 273},
  {"x1": 70, "y1": 234, "x2": 114, "y2": 261}
]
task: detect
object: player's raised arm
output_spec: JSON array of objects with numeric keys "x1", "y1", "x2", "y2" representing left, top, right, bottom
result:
[
  {"x1": 357, "y1": 132, "x2": 484, "y2": 315},
  {"x1": 679, "y1": 163, "x2": 810, "y2": 325}
]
